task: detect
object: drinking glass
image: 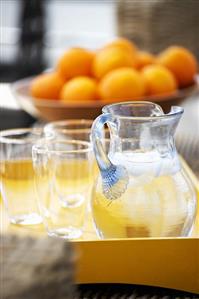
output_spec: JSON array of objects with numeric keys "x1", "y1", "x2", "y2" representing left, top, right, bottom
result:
[
  {"x1": 44, "y1": 119, "x2": 110, "y2": 214},
  {"x1": 32, "y1": 137, "x2": 92, "y2": 239},
  {"x1": 44, "y1": 118, "x2": 110, "y2": 172},
  {"x1": 44, "y1": 119, "x2": 93, "y2": 142},
  {"x1": 0, "y1": 128, "x2": 43, "y2": 225}
]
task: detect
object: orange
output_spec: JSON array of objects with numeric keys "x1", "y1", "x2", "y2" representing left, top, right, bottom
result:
[
  {"x1": 60, "y1": 77, "x2": 98, "y2": 102},
  {"x1": 30, "y1": 72, "x2": 65, "y2": 100},
  {"x1": 142, "y1": 65, "x2": 178, "y2": 96},
  {"x1": 57, "y1": 48, "x2": 95, "y2": 80},
  {"x1": 92, "y1": 47, "x2": 137, "y2": 80},
  {"x1": 157, "y1": 46, "x2": 198, "y2": 87},
  {"x1": 104, "y1": 37, "x2": 138, "y2": 56},
  {"x1": 136, "y1": 51, "x2": 156, "y2": 69},
  {"x1": 99, "y1": 67, "x2": 146, "y2": 102}
]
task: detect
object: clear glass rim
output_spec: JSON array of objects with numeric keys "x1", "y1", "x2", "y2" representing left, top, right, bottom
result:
[
  {"x1": 33, "y1": 139, "x2": 92, "y2": 154},
  {"x1": 0, "y1": 128, "x2": 43, "y2": 144},
  {"x1": 44, "y1": 119, "x2": 93, "y2": 134},
  {"x1": 102, "y1": 101, "x2": 184, "y2": 120}
]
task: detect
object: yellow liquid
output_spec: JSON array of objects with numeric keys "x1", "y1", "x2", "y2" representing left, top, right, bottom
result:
[
  {"x1": 92, "y1": 172, "x2": 196, "y2": 238},
  {"x1": 0, "y1": 159, "x2": 41, "y2": 224},
  {"x1": 34, "y1": 158, "x2": 92, "y2": 237},
  {"x1": 1, "y1": 159, "x2": 92, "y2": 231}
]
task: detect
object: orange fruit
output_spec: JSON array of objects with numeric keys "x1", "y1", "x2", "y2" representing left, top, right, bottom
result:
[
  {"x1": 104, "y1": 37, "x2": 138, "y2": 56},
  {"x1": 142, "y1": 65, "x2": 178, "y2": 96},
  {"x1": 157, "y1": 46, "x2": 198, "y2": 87},
  {"x1": 136, "y1": 51, "x2": 156, "y2": 69},
  {"x1": 57, "y1": 48, "x2": 95, "y2": 80},
  {"x1": 30, "y1": 72, "x2": 65, "y2": 100},
  {"x1": 92, "y1": 47, "x2": 137, "y2": 80},
  {"x1": 99, "y1": 67, "x2": 146, "y2": 102},
  {"x1": 60, "y1": 77, "x2": 98, "y2": 102}
]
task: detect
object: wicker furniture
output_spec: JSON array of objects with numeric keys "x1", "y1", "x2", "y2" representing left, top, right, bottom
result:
[{"x1": 117, "y1": 0, "x2": 199, "y2": 59}]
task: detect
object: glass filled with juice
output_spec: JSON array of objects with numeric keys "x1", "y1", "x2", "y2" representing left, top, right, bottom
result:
[
  {"x1": 44, "y1": 119, "x2": 110, "y2": 207},
  {"x1": 32, "y1": 137, "x2": 93, "y2": 239},
  {"x1": 0, "y1": 128, "x2": 43, "y2": 225}
]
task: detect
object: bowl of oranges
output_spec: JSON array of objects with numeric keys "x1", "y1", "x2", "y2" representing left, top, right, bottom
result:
[{"x1": 12, "y1": 38, "x2": 199, "y2": 121}]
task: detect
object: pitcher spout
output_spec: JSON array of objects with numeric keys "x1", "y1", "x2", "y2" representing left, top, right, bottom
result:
[{"x1": 167, "y1": 106, "x2": 184, "y2": 134}]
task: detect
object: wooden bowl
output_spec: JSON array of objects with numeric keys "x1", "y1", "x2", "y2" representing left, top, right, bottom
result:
[{"x1": 12, "y1": 76, "x2": 199, "y2": 121}]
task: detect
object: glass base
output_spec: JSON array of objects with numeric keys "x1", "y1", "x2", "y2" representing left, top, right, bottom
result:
[
  {"x1": 48, "y1": 227, "x2": 82, "y2": 239},
  {"x1": 10, "y1": 213, "x2": 43, "y2": 225}
]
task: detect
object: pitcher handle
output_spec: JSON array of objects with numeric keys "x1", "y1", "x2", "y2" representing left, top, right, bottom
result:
[
  {"x1": 91, "y1": 113, "x2": 115, "y2": 171},
  {"x1": 91, "y1": 113, "x2": 129, "y2": 200}
]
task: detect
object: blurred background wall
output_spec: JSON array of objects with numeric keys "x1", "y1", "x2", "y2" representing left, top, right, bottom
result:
[
  {"x1": 0, "y1": 0, "x2": 116, "y2": 82},
  {"x1": 1, "y1": 0, "x2": 198, "y2": 82}
]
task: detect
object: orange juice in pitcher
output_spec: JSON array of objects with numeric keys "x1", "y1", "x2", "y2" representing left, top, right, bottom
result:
[{"x1": 91, "y1": 102, "x2": 197, "y2": 238}]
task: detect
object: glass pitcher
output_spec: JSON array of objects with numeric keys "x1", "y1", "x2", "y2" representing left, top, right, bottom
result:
[{"x1": 91, "y1": 101, "x2": 197, "y2": 238}]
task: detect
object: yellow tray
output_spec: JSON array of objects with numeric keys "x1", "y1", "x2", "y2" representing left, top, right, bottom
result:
[
  {"x1": 1, "y1": 158, "x2": 199, "y2": 294},
  {"x1": 75, "y1": 159, "x2": 199, "y2": 294}
]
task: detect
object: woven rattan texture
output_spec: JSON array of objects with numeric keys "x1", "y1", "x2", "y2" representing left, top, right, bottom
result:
[
  {"x1": 77, "y1": 284, "x2": 199, "y2": 299},
  {"x1": 117, "y1": 0, "x2": 199, "y2": 59}
]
